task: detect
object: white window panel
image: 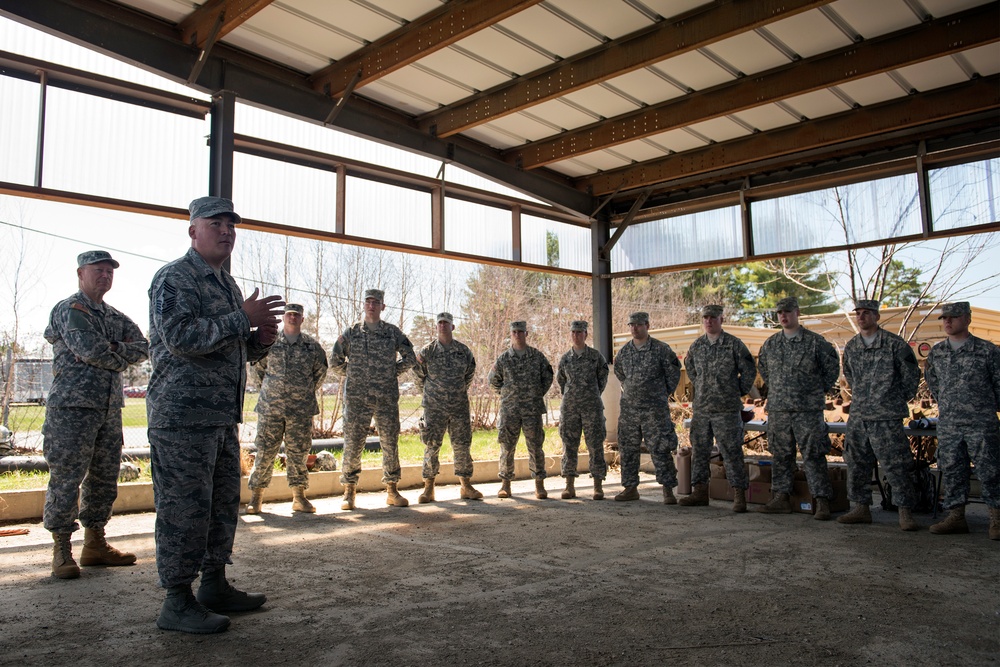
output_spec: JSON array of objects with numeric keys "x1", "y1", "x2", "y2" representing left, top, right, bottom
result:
[
  {"x1": 641, "y1": 0, "x2": 715, "y2": 20},
  {"x1": 580, "y1": 150, "x2": 631, "y2": 172},
  {"x1": 378, "y1": 65, "x2": 473, "y2": 106},
  {"x1": 731, "y1": 104, "x2": 799, "y2": 132},
  {"x1": 961, "y1": 43, "x2": 1000, "y2": 77},
  {"x1": 612, "y1": 138, "x2": 671, "y2": 163},
  {"x1": 896, "y1": 55, "x2": 972, "y2": 92},
  {"x1": 486, "y1": 112, "x2": 560, "y2": 143},
  {"x1": 223, "y1": 27, "x2": 332, "y2": 73},
  {"x1": 546, "y1": 159, "x2": 596, "y2": 178},
  {"x1": 651, "y1": 51, "x2": 733, "y2": 92},
  {"x1": 645, "y1": 128, "x2": 708, "y2": 153},
  {"x1": 766, "y1": 9, "x2": 853, "y2": 59},
  {"x1": 524, "y1": 98, "x2": 599, "y2": 132},
  {"x1": 782, "y1": 88, "x2": 851, "y2": 120},
  {"x1": 545, "y1": 0, "x2": 653, "y2": 39},
  {"x1": 292, "y1": 0, "x2": 400, "y2": 42},
  {"x1": 563, "y1": 84, "x2": 643, "y2": 119},
  {"x1": 239, "y1": 6, "x2": 362, "y2": 62},
  {"x1": 367, "y1": 0, "x2": 442, "y2": 22},
  {"x1": 688, "y1": 116, "x2": 752, "y2": 143},
  {"x1": 921, "y1": 0, "x2": 993, "y2": 18},
  {"x1": 708, "y1": 31, "x2": 791, "y2": 76},
  {"x1": 359, "y1": 81, "x2": 440, "y2": 115},
  {"x1": 831, "y1": 0, "x2": 920, "y2": 39},
  {"x1": 604, "y1": 68, "x2": 685, "y2": 105},
  {"x1": 497, "y1": 5, "x2": 603, "y2": 58},
  {"x1": 460, "y1": 124, "x2": 525, "y2": 150},
  {"x1": 417, "y1": 49, "x2": 512, "y2": 92},
  {"x1": 837, "y1": 73, "x2": 908, "y2": 106},
  {"x1": 456, "y1": 28, "x2": 552, "y2": 76}
]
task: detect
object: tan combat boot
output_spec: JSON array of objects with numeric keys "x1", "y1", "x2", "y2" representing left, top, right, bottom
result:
[
  {"x1": 593, "y1": 478, "x2": 605, "y2": 501},
  {"x1": 663, "y1": 486, "x2": 677, "y2": 505},
  {"x1": 535, "y1": 478, "x2": 548, "y2": 500},
  {"x1": 678, "y1": 483, "x2": 709, "y2": 506},
  {"x1": 930, "y1": 506, "x2": 969, "y2": 535},
  {"x1": 757, "y1": 493, "x2": 793, "y2": 514},
  {"x1": 615, "y1": 485, "x2": 640, "y2": 501},
  {"x1": 418, "y1": 478, "x2": 436, "y2": 504},
  {"x1": 80, "y1": 526, "x2": 136, "y2": 566},
  {"x1": 989, "y1": 508, "x2": 999, "y2": 541},
  {"x1": 291, "y1": 487, "x2": 315, "y2": 513},
  {"x1": 898, "y1": 507, "x2": 919, "y2": 531},
  {"x1": 246, "y1": 489, "x2": 264, "y2": 515},
  {"x1": 813, "y1": 497, "x2": 831, "y2": 521},
  {"x1": 386, "y1": 482, "x2": 409, "y2": 507},
  {"x1": 561, "y1": 476, "x2": 576, "y2": 500},
  {"x1": 51, "y1": 533, "x2": 80, "y2": 579},
  {"x1": 341, "y1": 483, "x2": 356, "y2": 510},
  {"x1": 459, "y1": 477, "x2": 483, "y2": 500},
  {"x1": 497, "y1": 479, "x2": 512, "y2": 498},
  {"x1": 837, "y1": 503, "x2": 872, "y2": 524},
  {"x1": 732, "y1": 487, "x2": 747, "y2": 513}
]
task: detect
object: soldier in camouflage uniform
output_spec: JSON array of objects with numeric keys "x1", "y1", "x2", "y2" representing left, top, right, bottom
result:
[
  {"x1": 556, "y1": 320, "x2": 609, "y2": 500},
  {"x1": 246, "y1": 303, "x2": 328, "y2": 515},
  {"x1": 413, "y1": 312, "x2": 483, "y2": 503},
  {"x1": 925, "y1": 302, "x2": 1000, "y2": 540},
  {"x1": 679, "y1": 305, "x2": 757, "y2": 512},
  {"x1": 148, "y1": 197, "x2": 283, "y2": 634},
  {"x1": 614, "y1": 311, "x2": 682, "y2": 504},
  {"x1": 756, "y1": 296, "x2": 841, "y2": 520},
  {"x1": 330, "y1": 288, "x2": 416, "y2": 509},
  {"x1": 489, "y1": 321, "x2": 554, "y2": 499},
  {"x1": 43, "y1": 250, "x2": 148, "y2": 580},
  {"x1": 839, "y1": 299, "x2": 921, "y2": 531}
]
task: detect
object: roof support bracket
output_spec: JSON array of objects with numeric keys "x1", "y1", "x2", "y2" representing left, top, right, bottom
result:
[
  {"x1": 600, "y1": 189, "x2": 650, "y2": 261},
  {"x1": 324, "y1": 69, "x2": 362, "y2": 126},
  {"x1": 187, "y1": 10, "x2": 225, "y2": 84}
]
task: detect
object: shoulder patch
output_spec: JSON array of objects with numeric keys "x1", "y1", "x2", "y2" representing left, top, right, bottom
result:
[
  {"x1": 155, "y1": 281, "x2": 178, "y2": 315},
  {"x1": 70, "y1": 302, "x2": 89, "y2": 313},
  {"x1": 338, "y1": 335, "x2": 345, "y2": 345}
]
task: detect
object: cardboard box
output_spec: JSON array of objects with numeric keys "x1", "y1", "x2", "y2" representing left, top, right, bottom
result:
[{"x1": 708, "y1": 478, "x2": 734, "y2": 501}]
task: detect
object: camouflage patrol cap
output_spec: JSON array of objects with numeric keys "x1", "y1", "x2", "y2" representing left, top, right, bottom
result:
[
  {"x1": 77, "y1": 250, "x2": 120, "y2": 269},
  {"x1": 437, "y1": 312, "x2": 454, "y2": 324},
  {"x1": 188, "y1": 196, "x2": 242, "y2": 224},
  {"x1": 938, "y1": 301, "x2": 971, "y2": 319},
  {"x1": 510, "y1": 321, "x2": 527, "y2": 332},
  {"x1": 570, "y1": 320, "x2": 588, "y2": 332},
  {"x1": 700, "y1": 304, "x2": 723, "y2": 318},
  {"x1": 284, "y1": 303, "x2": 304, "y2": 314},
  {"x1": 628, "y1": 312, "x2": 649, "y2": 325},
  {"x1": 364, "y1": 289, "x2": 384, "y2": 302},
  {"x1": 853, "y1": 299, "x2": 880, "y2": 312},
  {"x1": 775, "y1": 296, "x2": 799, "y2": 312}
]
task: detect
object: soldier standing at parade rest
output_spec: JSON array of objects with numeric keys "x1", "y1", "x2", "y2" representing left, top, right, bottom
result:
[
  {"x1": 246, "y1": 303, "x2": 329, "y2": 515},
  {"x1": 43, "y1": 250, "x2": 149, "y2": 579},
  {"x1": 756, "y1": 296, "x2": 840, "y2": 520},
  {"x1": 489, "y1": 321, "x2": 554, "y2": 499},
  {"x1": 925, "y1": 301, "x2": 1000, "y2": 540},
  {"x1": 413, "y1": 312, "x2": 483, "y2": 503},
  {"x1": 614, "y1": 311, "x2": 682, "y2": 504},
  {"x1": 678, "y1": 304, "x2": 757, "y2": 512},
  {"x1": 330, "y1": 288, "x2": 416, "y2": 509},
  {"x1": 838, "y1": 299, "x2": 922, "y2": 531},
  {"x1": 148, "y1": 197, "x2": 284, "y2": 634},
  {"x1": 556, "y1": 320, "x2": 609, "y2": 500}
]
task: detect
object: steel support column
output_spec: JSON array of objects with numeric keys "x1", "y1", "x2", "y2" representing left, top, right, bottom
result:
[
  {"x1": 592, "y1": 214, "x2": 613, "y2": 361},
  {"x1": 209, "y1": 89, "x2": 236, "y2": 271}
]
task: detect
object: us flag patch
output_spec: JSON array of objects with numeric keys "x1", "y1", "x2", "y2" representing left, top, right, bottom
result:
[{"x1": 156, "y1": 281, "x2": 177, "y2": 315}]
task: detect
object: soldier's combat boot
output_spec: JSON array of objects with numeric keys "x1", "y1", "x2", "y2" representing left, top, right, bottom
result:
[
  {"x1": 989, "y1": 508, "x2": 1000, "y2": 541},
  {"x1": 497, "y1": 479, "x2": 512, "y2": 498},
  {"x1": 757, "y1": 493, "x2": 793, "y2": 514},
  {"x1": 561, "y1": 476, "x2": 576, "y2": 500},
  {"x1": 837, "y1": 503, "x2": 872, "y2": 524},
  {"x1": 615, "y1": 485, "x2": 639, "y2": 501},
  {"x1": 157, "y1": 583, "x2": 230, "y2": 634},
  {"x1": 341, "y1": 483, "x2": 356, "y2": 510},
  {"x1": 80, "y1": 526, "x2": 136, "y2": 566},
  {"x1": 196, "y1": 566, "x2": 267, "y2": 613},
  {"x1": 813, "y1": 497, "x2": 832, "y2": 521},
  {"x1": 386, "y1": 482, "x2": 409, "y2": 507},
  {"x1": 459, "y1": 477, "x2": 483, "y2": 500},
  {"x1": 291, "y1": 487, "x2": 315, "y2": 513},
  {"x1": 732, "y1": 487, "x2": 747, "y2": 513},
  {"x1": 678, "y1": 482, "x2": 709, "y2": 506},
  {"x1": 593, "y1": 478, "x2": 605, "y2": 500},
  {"x1": 663, "y1": 486, "x2": 677, "y2": 505},
  {"x1": 535, "y1": 478, "x2": 548, "y2": 500},
  {"x1": 930, "y1": 506, "x2": 969, "y2": 535},
  {"x1": 246, "y1": 489, "x2": 264, "y2": 515},
  {"x1": 898, "y1": 507, "x2": 920, "y2": 532},
  {"x1": 418, "y1": 478, "x2": 435, "y2": 504},
  {"x1": 51, "y1": 533, "x2": 80, "y2": 579}
]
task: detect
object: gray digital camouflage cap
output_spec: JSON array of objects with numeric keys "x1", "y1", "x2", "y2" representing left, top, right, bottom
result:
[
  {"x1": 775, "y1": 296, "x2": 799, "y2": 312},
  {"x1": 700, "y1": 304, "x2": 723, "y2": 317},
  {"x1": 570, "y1": 320, "x2": 588, "y2": 331},
  {"x1": 437, "y1": 312, "x2": 454, "y2": 324},
  {"x1": 364, "y1": 289, "x2": 384, "y2": 302},
  {"x1": 510, "y1": 320, "x2": 527, "y2": 332},
  {"x1": 188, "y1": 196, "x2": 242, "y2": 224},
  {"x1": 77, "y1": 250, "x2": 120, "y2": 269},
  {"x1": 853, "y1": 299, "x2": 880, "y2": 312},
  {"x1": 938, "y1": 301, "x2": 971, "y2": 318},
  {"x1": 284, "y1": 303, "x2": 304, "y2": 314},
  {"x1": 628, "y1": 312, "x2": 649, "y2": 325}
]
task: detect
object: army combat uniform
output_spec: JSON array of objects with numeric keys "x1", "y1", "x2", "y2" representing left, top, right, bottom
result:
[
  {"x1": 489, "y1": 343, "x2": 553, "y2": 481},
  {"x1": 556, "y1": 344, "x2": 609, "y2": 481},
  {"x1": 414, "y1": 337, "x2": 477, "y2": 479}
]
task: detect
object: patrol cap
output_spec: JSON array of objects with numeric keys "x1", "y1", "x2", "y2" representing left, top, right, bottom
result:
[
  {"x1": 437, "y1": 312, "x2": 454, "y2": 324},
  {"x1": 364, "y1": 288, "x2": 384, "y2": 302},
  {"x1": 510, "y1": 321, "x2": 527, "y2": 332},
  {"x1": 775, "y1": 296, "x2": 799, "y2": 312},
  {"x1": 628, "y1": 312, "x2": 649, "y2": 325},
  {"x1": 77, "y1": 250, "x2": 119, "y2": 269},
  {"x1": 853, "y1": 299, "x2": 880, "y2": 312},
  {"x1": 938, "y1": 301, "x2": 971, "y2": 319},
  {"x1": 188, "y1": 196, "x2": 242, "y2": 224},
  {"x1": 284, "y1": 303, "x2": 304, "y2": 314},
  {"x1": 570, "y1": 320, "x2": 588, "y2": 332},
  {"x1": 700, "y1": 304, "x2": 723, "y2": 318}
]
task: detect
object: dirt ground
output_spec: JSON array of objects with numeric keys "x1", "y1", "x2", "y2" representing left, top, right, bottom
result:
[{"x1": 1, "y1": 474, "x2": 997, "y2": 667}]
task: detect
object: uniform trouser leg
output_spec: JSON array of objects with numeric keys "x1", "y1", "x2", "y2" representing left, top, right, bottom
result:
[
  {"x1": 845, "y1": 419, "x2": 917, "y2": 507},
  {"x1": 249, "y1": 414, "x2": 286, "y2": 490},
  {"x1": 937, "y1": 424, "x2": 1000, "y2": 510},
  {"x1": 767, "y1": 412, "x2": 832, "y2": 498},
  {"x1": 690, "y1": 412, "x2": 747, "y2": 488},
  {"x1": 341, "y1": 396, "x2": 375, "y2": 485},
  {"x1": 643, "y1": 409, "x2": 678, "y2": 488},
  {"x1": 283, "y1": 414, "x2": 313, "y2": 489},
  {"x1": 559, "y1": 408, "x2": 583, "y2": 478},
  {"x1": 497, "y1": 411, "x2": 522, "y2": 481},
  {"x1": 420, "y1": 410, "x2": 449, "y2": 479},
  {"x1": 617, "y1": 405, "x2": 642, "y2": 488},
  {"x1": 150, "y1": 425, "x2": 240, "y2": 588},
  {"x1": 582, "y1": 410, "x2": 608, "y2": 481},
  {"x1": 449, "y1": 409, "x2": 474, "y2": 479},
  {"x1": 43, "y1": 407, "x2": 123, "y2": 534},
  {"x1": 522, "y1": 413, "x2": 547, "y2": 480},
  {"x1": 374, "y1": 398, "x2": 401, "y2": 484}
]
